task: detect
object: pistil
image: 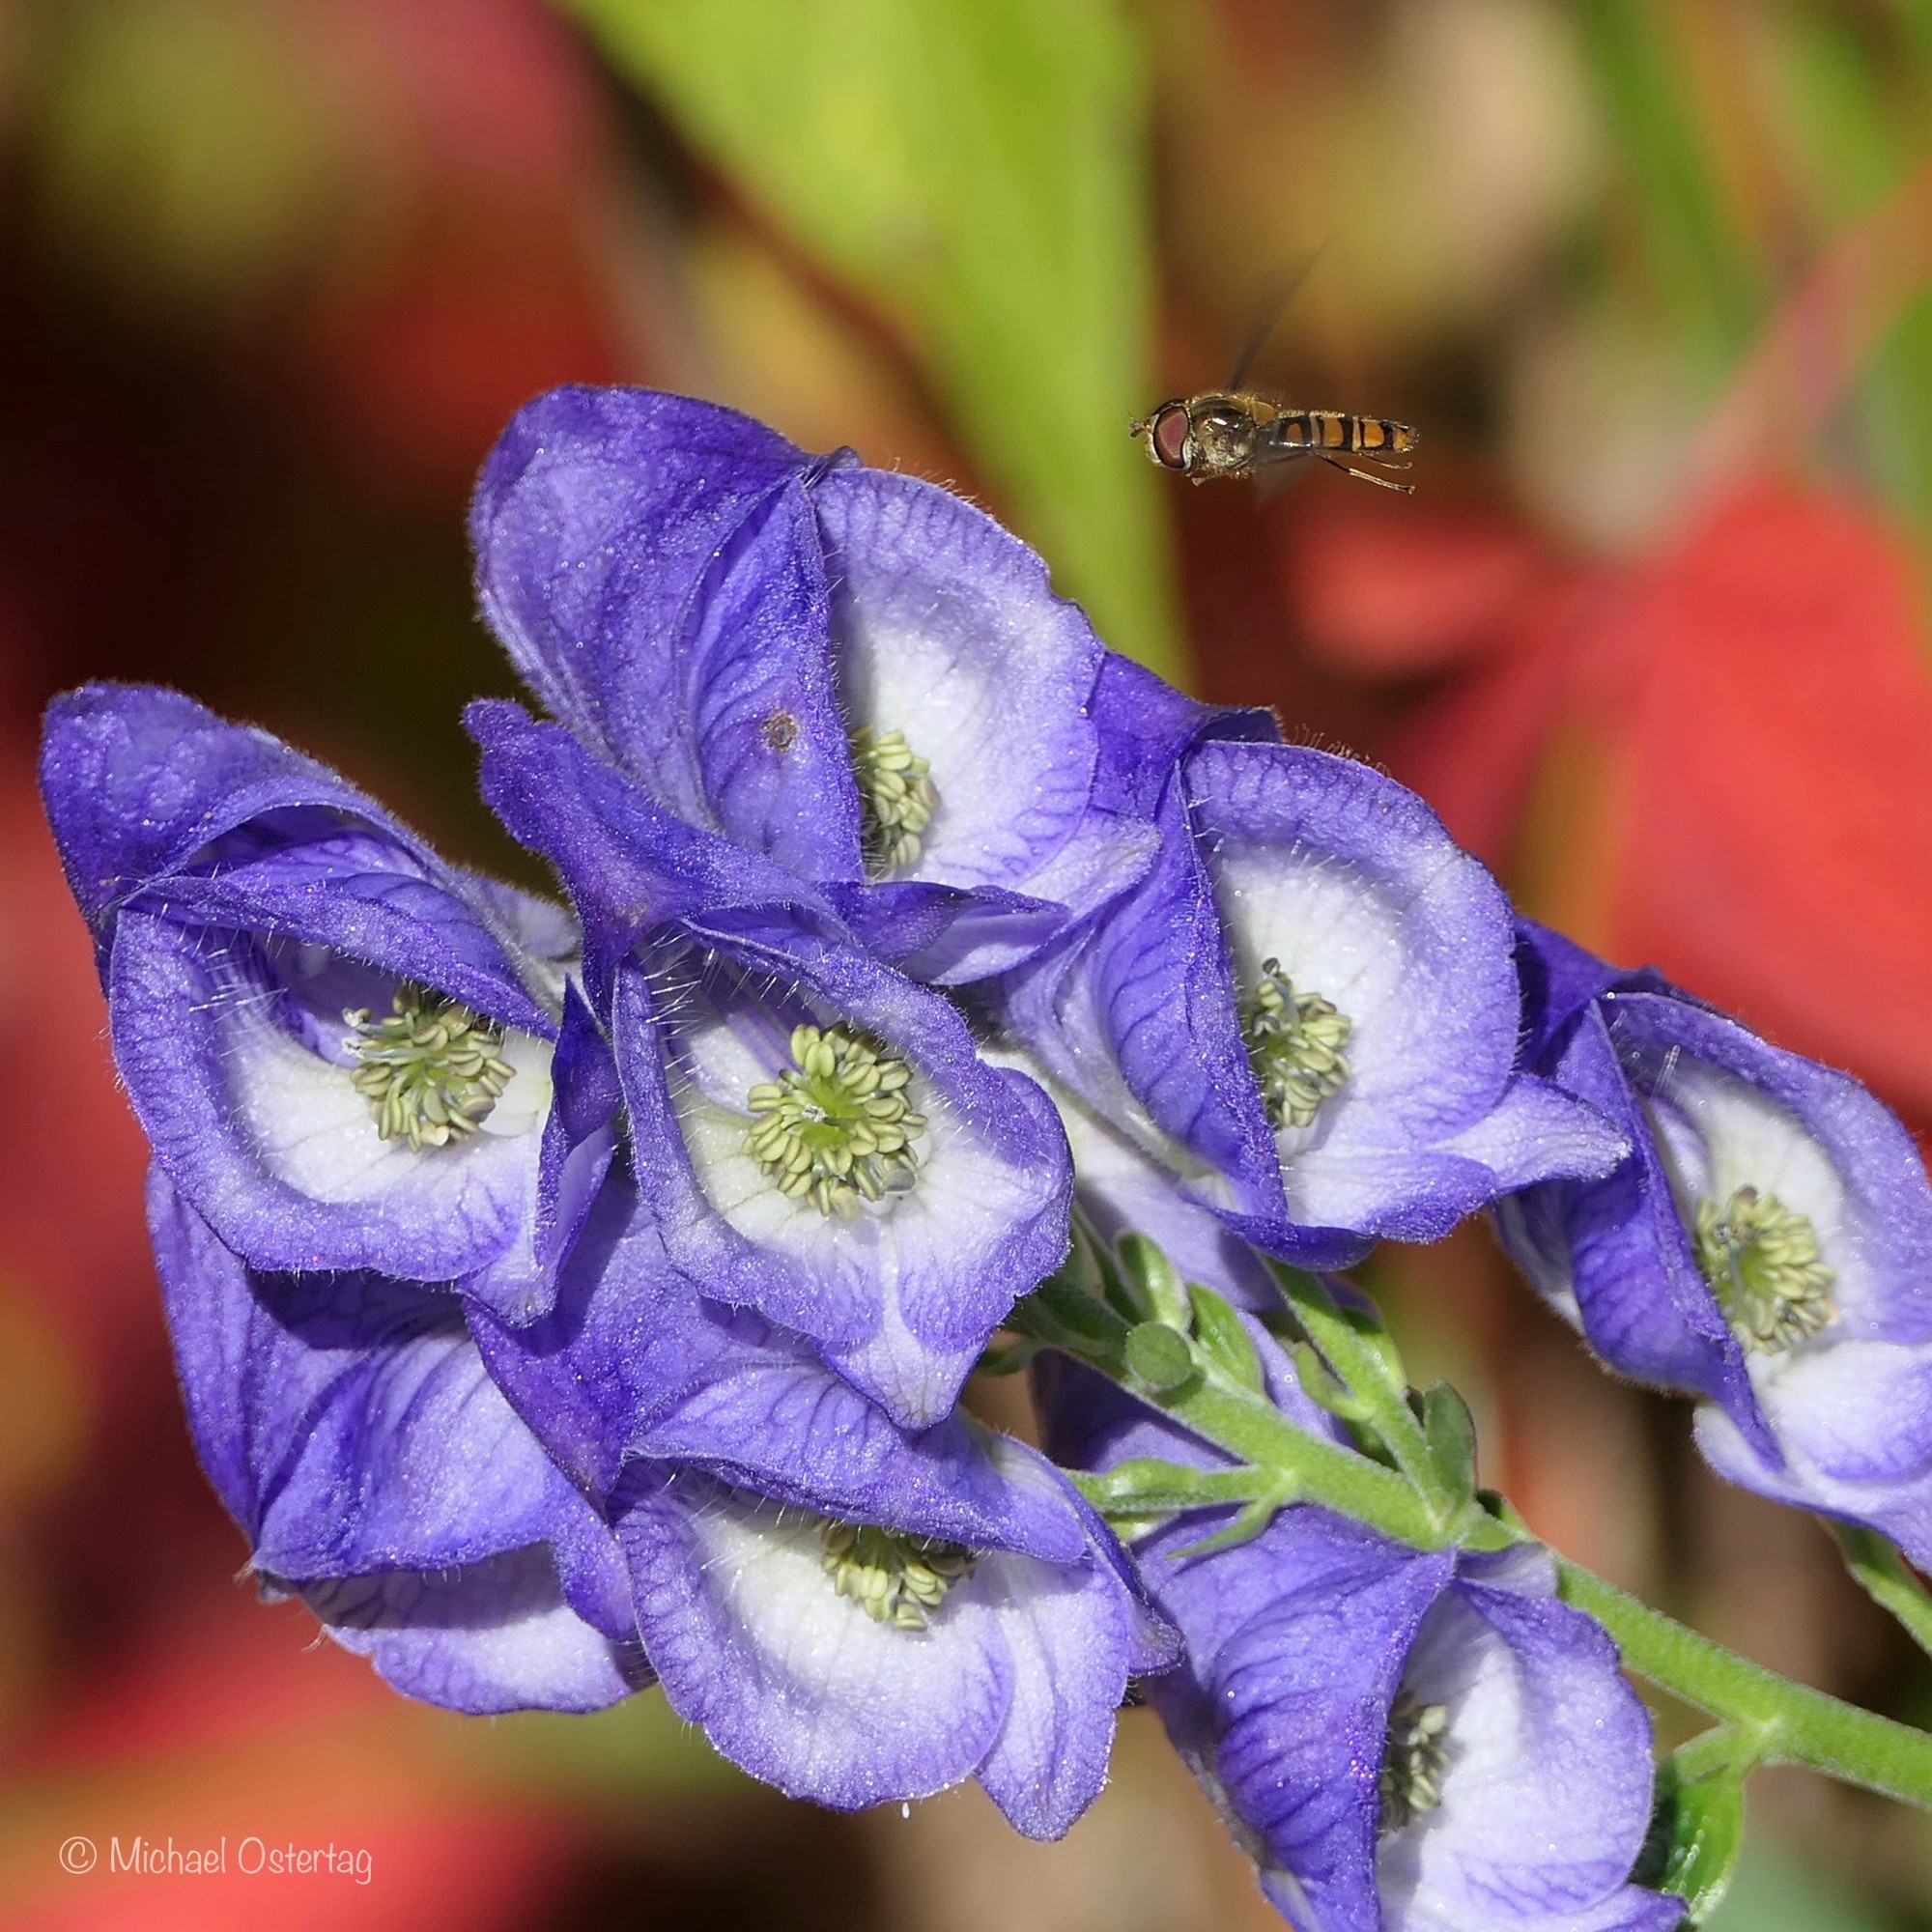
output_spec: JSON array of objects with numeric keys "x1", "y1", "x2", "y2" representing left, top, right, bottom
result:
[
  {"x1": 743, "y1": 1022, "x2": 926, "y2": 1217},
  {"x1": 1694, "y1": 1184, "x2": 1837, "y2": 1353},
  {"x1": 1240, "y1": 958, "x2": 1352, "y2": 1131},
  {"x1": 819, "y1": 1519, "x2": 977, "y2": 1630},
  {"x1": 344, "y1": 984, "x2": 516, "y2": 1151},
  {"x1": 850, "y1": 726, "x2": 939, "y2": 875},
  {"x1": 1378, "y1": 1691, "x2": 1451, "y2": 1835}
]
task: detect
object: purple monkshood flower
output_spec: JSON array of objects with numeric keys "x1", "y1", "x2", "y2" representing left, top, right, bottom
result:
[
  {"x1": 473, "y1": 699, "x2": 1073, "y2": 1426},
  {"x1": 995, "y1": 737, "x2": 1628, "y2": 1282},
  {"x1": 1038, "y1": 1338, "x2": 1677, "y2": 1932},
  {"x1": 149, "y1": 1171, "x2": 646, "y2": 1714},
  {"x1": 469, "y1": 384, "x2": 1234, "y2": 982},
  {"x1": 471, "y1": 1167, "x2": 1177, "y2": 1831},
  {"x1": 136, "y1": 943, "x2": 1166, "y2": 1805},
  {"x1": 39, "y1": 685, "x2": 617, "y2": 1322},
  {"x1": 1499, "y1": 920, "x2": 1932, "y2": 1566}
]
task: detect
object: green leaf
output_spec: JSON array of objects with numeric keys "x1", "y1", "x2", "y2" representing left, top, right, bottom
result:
[
  {"x1": 1188, "y1": 1282, "x2": 1264, "y2": 1394},
  {"x1": 1343, "y1": 1301, "x2": 1409, "y2": 1392},
  {"x1": 1419, "y1": 1381, "x2": 1478, "y2": 1508},
  {"x1": 1167, "y1": 1488, "x2": 1294, "y2": 1561},
  {"x1": 1832, "y1": 1522, "x2": 1932, "y2": 1658},
  {"x1": 1073, "y1": 1459, "x2": 1297, "y2": 1558},
  {"x1": 1123, "y1": 1321, "x2": 1197, "y2": 1396},
  {"x1": 1290, "y1": 1338, "x2": 1362, "y2": 1419},
  {"x1": 1268, "y1": 1264, "x2": 1406, "y2": 1406},
  {"x1": 1074, "y1": 1456, "x2": 1281, "y2": 1519},
  {"x1": 1116, "y1": 1231, "x2": 1190, "y2": 1329},
  {"x1": 1576, "y1": 0, "x2": 1766, "y2": 384},
  {"x1": 1009, "y1": 1266, "x2": 1129, "y2": 1374},
  {"x1": 1264, "y1": 1261, "x2": 1461, "y2": 1523},
  {"x1": 1641, "y1": 1749, "x2": 1748, "y2": 1926},
  {"x1": 1067, "y1": 1219, "x2": 1127, "y2": 1307},
  {"x1": 562, "y1": 0, "x2": 1182, "y2": 680}
]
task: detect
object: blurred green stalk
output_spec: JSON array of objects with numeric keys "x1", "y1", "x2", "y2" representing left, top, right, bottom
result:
[{"x1": 563, "y1": 0, "x2": 1187, "y2": 685}]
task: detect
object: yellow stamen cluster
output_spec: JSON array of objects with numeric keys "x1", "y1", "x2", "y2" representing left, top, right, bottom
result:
[
  {"x1": 1240, "y1": 958, "x2": 1353, "y2": 1131},
  {"x1": 1694, "y1": 1184, "x2": 1837, "y2": 1354},
  {"x1": 820, "y1": 1519, "x2": 977, "y2": 1630},
  {"x1": 1378, "y1": 1692, "x2": 1451, "y2": 1835},
  {"x1": 343, "y1": 984, "x2": 514, "y2": 1151},
  {"x1": 743, "y1": 1023, "x2": 926, "y2": 1217},
  {"x1": 851, "y1": 726, "x2": 939, "y2": 875}
]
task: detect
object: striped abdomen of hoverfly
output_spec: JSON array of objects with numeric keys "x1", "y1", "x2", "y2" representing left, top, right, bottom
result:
[{"x1": 1260, "y1": 406, "x2": 1418, "y2": 459}]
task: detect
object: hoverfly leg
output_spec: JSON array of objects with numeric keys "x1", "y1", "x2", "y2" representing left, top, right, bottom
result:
[{"x1": 1320, "y1": 456, "x2": 1415, "y2": 496}]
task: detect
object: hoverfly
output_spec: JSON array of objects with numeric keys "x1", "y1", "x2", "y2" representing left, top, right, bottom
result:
[{"x1": 1131, "y1": 263, "x2": 1419, "y2": 493}]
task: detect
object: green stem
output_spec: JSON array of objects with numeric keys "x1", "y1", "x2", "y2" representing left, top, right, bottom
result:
[
  {"x1": 1556, "y1": 1564, "x2": 1932, "y2": 1808},
  {"x1": 1167, "y1": 1370, "x2": 1450, "y2": 1544},
  {"x1": 1267, "y1": 1262, "x2": 1460, "y2": 1522},
  {"x1": 1009, "y1": 1267, "x2": 1494, "y2": 1550},
  {"x1": 1017, "y1": 1269, "x2": 1932, "y2": 1812},
  {"x1": 1668, "y1": 1722, "x2": 1766, "y2": 1785},
  {"x1": 1832, "y1": 1524, "x2": 1932, "y2": 1658}
]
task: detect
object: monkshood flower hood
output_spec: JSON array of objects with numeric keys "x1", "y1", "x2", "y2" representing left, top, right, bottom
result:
[
  {"x1": 469, "y1": 384, "x2": 1209, "y2": 983},
  {"x1": 1039, "y1": 1339, "x2": 1678, "y2": 1932},
  {"x1": 39, "y1": 683, "x2": 614, "y2": 1323},
  {"x1": 995, "y1": 734, "x2": 1630, "y2": 1280},
  {"x1": 1498, "y1": 919, "x2": 1932, "y2": 1566}
]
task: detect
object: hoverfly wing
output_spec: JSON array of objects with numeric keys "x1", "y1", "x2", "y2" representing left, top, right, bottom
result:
[
  {"x1": 1250, "y1": 453, "x2": 1320, "y2": 505},
  {"x1": 1226, "y1": 242, "x2": 1330, "y2": 393}
]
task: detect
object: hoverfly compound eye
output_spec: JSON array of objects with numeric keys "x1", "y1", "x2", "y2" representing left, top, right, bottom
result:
[{"x1": 1152, "y1": 405, "x2": 1191, "y2": 469}]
